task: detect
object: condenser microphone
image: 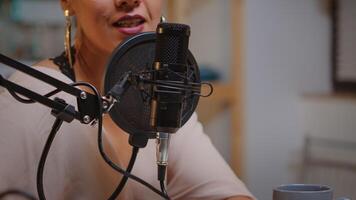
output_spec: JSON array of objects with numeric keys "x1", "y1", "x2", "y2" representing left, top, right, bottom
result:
[
  {"x1": 151, "y1": 23, "x2": 191, "y2": 182},
  {"x1": 150, "y1": 23, "x2": 191, "y2": 133}
]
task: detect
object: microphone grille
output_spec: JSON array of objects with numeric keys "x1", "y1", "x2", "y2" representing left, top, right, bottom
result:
[
  {"x1": 155, "y1": 23, "x2": 191, "y2": 65},
  {"x1": 157, "y1": 22, "x2": 191, "y2": 33}
]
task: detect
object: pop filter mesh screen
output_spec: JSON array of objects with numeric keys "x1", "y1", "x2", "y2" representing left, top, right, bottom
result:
[{"x1": 104, "y1": 32, "x2": 200, "y2": 138}]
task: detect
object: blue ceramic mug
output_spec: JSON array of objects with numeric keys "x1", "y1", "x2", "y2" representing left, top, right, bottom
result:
[
  {"x1": 273, "y1": 184, "x2": 351, "y2": 200},
  {"x1": 273, "y1": 184, "x2": 350, "y2": 200}
]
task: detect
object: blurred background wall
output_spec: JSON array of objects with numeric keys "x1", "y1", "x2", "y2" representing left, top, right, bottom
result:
[
  {"x1": 244, "y1": 0, "x2": 331, "y2": 198},
  {"x1": 1, "y1": 0, "x2": 356, "y2": 199},
  {"x1": 0, "y1": 0, "x2": 65, "y2": 76}
]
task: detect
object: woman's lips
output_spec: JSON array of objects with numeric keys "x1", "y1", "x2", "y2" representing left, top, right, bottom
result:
[
  {"x1": 113, "y1": 15, "x2": 145, "y2": 35},
  {"x1": 116, "y1": 23, "x2": 144, "y2": 35}
]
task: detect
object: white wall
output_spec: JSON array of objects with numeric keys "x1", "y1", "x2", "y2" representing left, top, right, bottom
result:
[
  {"x1": 300, "y1": 96, "x2": 356, "y2": 199},
  {"x1": 301, "y1": 96, "x2": 356, "y2": 143},
  {"x1": 244, "y1": 0, "x2": 331, "y2": 199},
  {"x1": 183, "y1": 0, "x2": 233, "y2": 161},
  {"x1": 188, "y1": 0, "x2": 232, "y2": 82}
]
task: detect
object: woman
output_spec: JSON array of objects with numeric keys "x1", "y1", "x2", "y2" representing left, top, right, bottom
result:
[{"x1": 0, "y1": 0, "x2": 254, "y2": 199}]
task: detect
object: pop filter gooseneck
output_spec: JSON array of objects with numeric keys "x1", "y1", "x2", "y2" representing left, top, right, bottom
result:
[{"x1": 103, "y1": 32, "x2": 201, "y2": 142}]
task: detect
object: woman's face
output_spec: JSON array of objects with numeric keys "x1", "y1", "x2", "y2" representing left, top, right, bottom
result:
[{"x1": 66, "y1": 0, "x2": 163, "y2": 54}]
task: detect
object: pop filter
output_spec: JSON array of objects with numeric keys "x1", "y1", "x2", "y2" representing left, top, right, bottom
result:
[{"x1": 103, "y1": 32, "x2": 200, "y2": 139}]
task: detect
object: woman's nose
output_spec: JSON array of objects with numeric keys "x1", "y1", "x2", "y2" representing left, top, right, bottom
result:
[{"x1": 115, "y1": 0, "x2": 141, "y2": 11}]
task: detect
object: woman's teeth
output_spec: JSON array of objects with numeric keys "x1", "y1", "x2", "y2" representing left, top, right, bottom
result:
[{"x1": 115, "y1": 18, "x2": 144, "y2": 28}]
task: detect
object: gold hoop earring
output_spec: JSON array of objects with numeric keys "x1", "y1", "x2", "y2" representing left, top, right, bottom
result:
[{"x1": 64, "y1": 10, "x2": 73, "y2": 69}]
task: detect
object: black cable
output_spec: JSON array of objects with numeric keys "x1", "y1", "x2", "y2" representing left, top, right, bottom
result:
[
  {"x1": 37, "y1": 118, "x2": 64, "y2": 200},
  {"x1": 7, "y1": 88, "x2": 61, "y2": 104},
  {"x1": 158, "y1": 165, "x2": 171, "y2": 200},
  {"x1": 0, "y1": 189, "x2": 37, "y2": 200},
  {"x1": 97, "y1": 114, "x2": 169, "y2": 199},
  {"x1": 7, "y1": 81, "x2": 168, "y2": 199},
  {"x1": 108, "y1": 146, "x2": 139, "y2": 200},
  {"x1": 160, "y1": 180, "x2": 171, "y2": 200},
  {"x1": 83, "y1": 82, "x2": 169, "y2": 199},
  {"x1": 7, "y1": 83, "x2": 82, "y2": 104}
]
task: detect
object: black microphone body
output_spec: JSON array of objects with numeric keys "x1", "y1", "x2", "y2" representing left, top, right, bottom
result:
[
  {"x1": 151, "y1": 23, "x2": 191, "y2": 184},
  {"x1": 151, "y1": 23, "x2": 191, "y2": 133}
]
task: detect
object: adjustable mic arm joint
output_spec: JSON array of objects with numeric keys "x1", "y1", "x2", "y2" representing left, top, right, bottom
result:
[
  {"x1": 104, "y1": 71, "x2": 133, "y2": 113},
  {"x1": 101, "y1": 95, "x2": 117, "y2": 113}
]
